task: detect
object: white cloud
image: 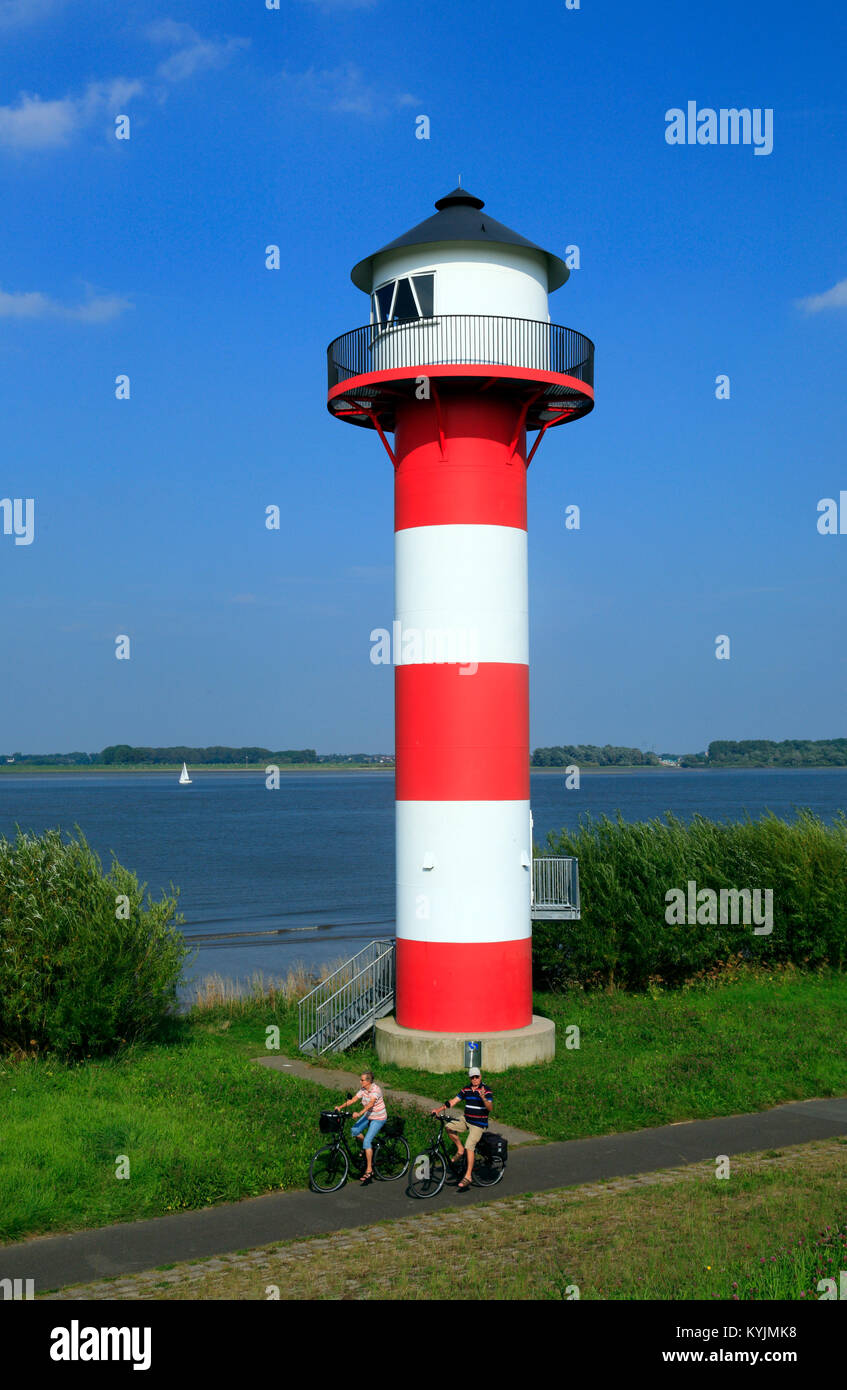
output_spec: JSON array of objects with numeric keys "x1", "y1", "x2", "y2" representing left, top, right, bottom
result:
[
  {"x1": 796, "y1": 278, "x2": 847, "y2": 314},
  {"x1": 0, "y1": 79, "x2": 142, "y2": 150},
  {"x1": 281, "y1": 63, "x2": 417, "y2": 118},
  {"x1": 0, "y1": 285, "x2": 133, "y2": 322},
  {"x1": 0, "y1": 21, "x2": 246, "y2": 153},
  {"x1": 0, "y1": 94, "x2": 76, "y2": 149},
  {"x1": 0, "y1": 0, "x2": 65, "y2": 29},
  {"x1": 146, "y1": 19, "x2": 249, "y2": 83}
]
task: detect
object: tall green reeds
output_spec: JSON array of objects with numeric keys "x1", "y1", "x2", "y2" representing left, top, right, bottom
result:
[
  {"x1": 533, "y1": 810, "x2": 847, "y2": 991},
  {"x1": 0, "y1": 827, "x2": 188, "y2": 1057}
]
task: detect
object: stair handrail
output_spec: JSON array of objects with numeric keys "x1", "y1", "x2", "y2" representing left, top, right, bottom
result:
[
  {"x1": 313, "y1": 951, "x2": 392, "y2": 1026},
  {"x1": 305, "y1": 938, "x2": 388, "y2": 998},
  {"x1": 299, "y1": 939, "x2": 395, "y2": 1052}
]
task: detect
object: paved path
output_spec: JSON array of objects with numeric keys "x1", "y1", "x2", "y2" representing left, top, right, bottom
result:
[
  {"x1": 2, "y1": 1096, "x2": 845, "y2": 1294},
  {"x1": 41, "y1": 1138, "x2": 846, "y2": 1300},
  {"x1": 255, "y1": 1054, "x2": 541, "y2": 1146}
]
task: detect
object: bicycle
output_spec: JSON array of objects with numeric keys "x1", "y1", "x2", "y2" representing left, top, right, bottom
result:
[
  {"x1": 309, "y1": 1108, "x2": 411, "y2": 1192},
  {"x1": 407, "y1": 1113, "x2": 507, "y2": 1198}
]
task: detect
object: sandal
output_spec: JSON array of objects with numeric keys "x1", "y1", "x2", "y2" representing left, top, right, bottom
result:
[
  {"x1": 360, "y1": 1173, "x2": 373, "y2": 1185},
  {"x1": 457, "y1": 1179, "x2": 471, "y2": 1191}
]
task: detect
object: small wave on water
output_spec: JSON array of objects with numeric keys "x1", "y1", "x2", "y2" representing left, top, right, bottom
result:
[{"x1": 186, "y1": 916, "x2": 395, "y2": 946}]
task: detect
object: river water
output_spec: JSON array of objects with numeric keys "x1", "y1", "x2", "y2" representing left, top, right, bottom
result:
[{"x1": 1, "y1": 768, "x2": 844, "y2": 994}]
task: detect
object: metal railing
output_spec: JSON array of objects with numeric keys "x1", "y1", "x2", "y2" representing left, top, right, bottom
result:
[
  {"x1": 327, "y1": 315, "x2": 594, "y2": 390},
  {"x1": 531, "y1": 857, "x2": 580, "y2": 920},
  {"x1": 298, "y1": 939, "x2": 396, "y2": 1055}
]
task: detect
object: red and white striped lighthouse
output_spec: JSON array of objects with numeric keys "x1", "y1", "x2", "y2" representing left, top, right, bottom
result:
[{"x1": 327, "y1": 188, "x2": 593, "y2": 1068}]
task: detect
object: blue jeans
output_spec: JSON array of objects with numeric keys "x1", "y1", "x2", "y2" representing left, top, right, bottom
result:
[{"x1": 352, "y1": 1114, "x2": 385, "y2": 1151}]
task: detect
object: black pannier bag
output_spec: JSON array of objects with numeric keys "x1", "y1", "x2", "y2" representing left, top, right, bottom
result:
[
  {"x1": 479, "y1": 1131, "x2": 508, "y2": 1160},
  {"x1": 319, "y1": 1110, "x2": 344, "y2": 1134},
  {"x1": 382, "y1": 1116, "x2": 405, "y2": 1137}
]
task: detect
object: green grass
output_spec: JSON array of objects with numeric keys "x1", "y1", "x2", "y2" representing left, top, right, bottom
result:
[
  {"x1": 0, "y1": 1022, "x2": 432, "y2": 1244},
  {"x1": 277, "y1": 969, "x2": 847, "y2": 1142},
  {"x1": 2, "y1": 970, "x2": 846, "y2": 1244}
]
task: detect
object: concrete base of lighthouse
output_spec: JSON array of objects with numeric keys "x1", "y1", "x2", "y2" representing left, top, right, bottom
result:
[{"x1": 374, "y1": 1015, "x2": 555, "y2": 1074}]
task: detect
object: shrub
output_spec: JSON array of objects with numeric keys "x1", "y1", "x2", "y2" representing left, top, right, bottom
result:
[
  {"x1": 533, "y1": 810, "x2": 847, "y2": 992},
  {"x1": 0, "y1": 827, "x2": 189, "y2": 1057}
]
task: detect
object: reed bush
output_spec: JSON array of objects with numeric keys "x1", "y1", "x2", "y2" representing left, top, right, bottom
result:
[
  {"x1": 533, "y1": 810, "x2": 847, "y2": 991},
  {"x1": 0, "y1": 827, "x2": 188, "y2": 1057},
  {"x1": 186, "y1": 960, "x2": 347, "y2": 1015}
]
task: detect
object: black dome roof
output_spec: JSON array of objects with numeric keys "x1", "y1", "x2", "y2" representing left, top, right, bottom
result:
[{"x1": 350, "y1": 188, "x2": 570, "y2": 292}]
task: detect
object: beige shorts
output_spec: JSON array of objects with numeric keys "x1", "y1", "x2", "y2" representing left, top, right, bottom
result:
[{"x1": 446, "y1": 1119, "x2": 486, "y2": 1151}]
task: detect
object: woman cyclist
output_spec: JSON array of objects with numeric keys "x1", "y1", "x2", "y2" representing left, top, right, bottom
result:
[{"x1": 336, "y1": 1070, "x2": 388, "y2": 1185}]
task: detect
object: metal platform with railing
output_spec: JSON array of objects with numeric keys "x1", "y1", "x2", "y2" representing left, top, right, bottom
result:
[
  {"x1": 531, "y1": 856, "x2": 580, "y2": 920},
  {"x1": 328, "y1": 315, "x2": 594, "y2": 385},
  {"x1": 326, "y1": 314, "x2": 595, "y2": 436}
]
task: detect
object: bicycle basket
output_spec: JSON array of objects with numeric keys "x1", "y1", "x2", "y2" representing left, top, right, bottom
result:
[
  {"x1": 382, "y1": 1116, "x2": 405, "y2": 1138},
  {"x1": 319, "y1": 1110, "x2": 344, "y2": 1134},
  {"x1": 479, "y1": 1131, "x2": 508, "y2": 1160}
]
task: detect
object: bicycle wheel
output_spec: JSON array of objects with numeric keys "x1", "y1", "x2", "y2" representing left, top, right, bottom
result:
[
  {"x1": 309, "y1": 1144, "x2": 349, "y2": 1193},
  {"x1": 407, "y1": 1150, "x2": 446, "y2": 1198},
  {"x1": 471, "y1": 1154, "x2": 506, "y2": 1187},
  {"x1": 374, "y1": 1135, "x2": 411, "y2": 1182}
]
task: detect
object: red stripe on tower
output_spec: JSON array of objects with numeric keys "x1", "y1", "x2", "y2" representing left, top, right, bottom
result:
[{"x1": 395, "y1": 663, "x2": 529, "y2": 802}]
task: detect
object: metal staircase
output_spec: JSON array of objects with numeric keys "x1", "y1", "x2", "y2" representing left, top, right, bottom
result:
[{"x1": 298, "y1": 939, "x2": 396, "y2": 1055}]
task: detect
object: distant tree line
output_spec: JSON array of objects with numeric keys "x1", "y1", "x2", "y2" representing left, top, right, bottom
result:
[
  {"x1": 699, "y1": 739, "x2": 847, "y2": 768},
  {"x1": 316, "y1": 753, "x2": 394, "y2": 764},
  {"x1": 1, "y1": 747, "x2": 394, "y2": 767},
  {"x1": 99, "y1": 746, "x2": 318, "y2": 766},
  {"x1": 2, "y1": 751, "x2": 95, "y2": 766},
  {"x1": 2, "y1": 747, "x2": 318, "y2": 766},
  {"x1": 532, "y1": 739, "x2": 847, "y2": 769},
  {"x1": 532, "y1": 745, "x2": 661, "y2": 767},
  {"x1": 7, "y1": 738, "x2": 847, "y2": 770}
]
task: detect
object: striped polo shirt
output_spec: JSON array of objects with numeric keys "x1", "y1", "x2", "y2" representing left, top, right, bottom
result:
[
  {"x1": 457, "y1": 1083, "x2": 493, "y2": 1128},
  {"x1": 357, "y1": 1084, "x2": 387, "y2": 1122}
]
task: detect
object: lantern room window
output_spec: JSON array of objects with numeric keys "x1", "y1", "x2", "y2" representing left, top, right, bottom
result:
[{"x1": 371, "y1": 273, "x2": 435, "y2": 326}]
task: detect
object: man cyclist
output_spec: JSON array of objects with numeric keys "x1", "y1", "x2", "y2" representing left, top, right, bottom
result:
[{"x1": 432, "y1": 1066, "x2": 493, "y2": 1190}]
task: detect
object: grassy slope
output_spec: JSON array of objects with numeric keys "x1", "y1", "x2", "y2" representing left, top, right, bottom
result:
[
  {"x1": 0, "y1": 1024, "x2": 433, "y2": 1244},
  {"x1": 2, "y1": 971, "x2": 846, "y2": 1244},
  {"x1": 271, "y1": 970, "x2": 847, "y2": 1141}
]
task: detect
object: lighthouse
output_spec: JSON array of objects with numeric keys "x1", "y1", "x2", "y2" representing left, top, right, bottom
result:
[{"x1": 327, "y1": 188, "x2": 594, "y2": 1071}]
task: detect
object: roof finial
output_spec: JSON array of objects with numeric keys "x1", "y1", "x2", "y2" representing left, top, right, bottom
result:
[{"x1": 458, "y1": 173, "x2": 462, "y2": 187}]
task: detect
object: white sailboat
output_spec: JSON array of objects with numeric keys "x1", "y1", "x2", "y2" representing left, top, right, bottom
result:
[{"x1": 179, "y1": 762, "x2": 192, "y2": 785}]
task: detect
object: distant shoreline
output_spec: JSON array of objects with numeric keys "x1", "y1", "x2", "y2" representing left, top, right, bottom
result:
[
  {"x1": 0, "y1": 763, "x2": 393, "y2": 775},
  {"x1": 2, "y1": 764, "x2": 846, "y2": 777}
]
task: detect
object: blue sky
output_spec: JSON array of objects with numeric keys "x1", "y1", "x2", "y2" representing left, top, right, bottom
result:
[{"x1": 1, "y1": 0, "x2": 845, "y2": 755}]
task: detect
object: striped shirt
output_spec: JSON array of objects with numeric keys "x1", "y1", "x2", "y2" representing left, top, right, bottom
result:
[
  {"x1": 456, "y1": 1084, "x2": 493, "y2": 1128},
  {"x1": 357, "y1": 1084, "x2": 387, "y2": 1122}
]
